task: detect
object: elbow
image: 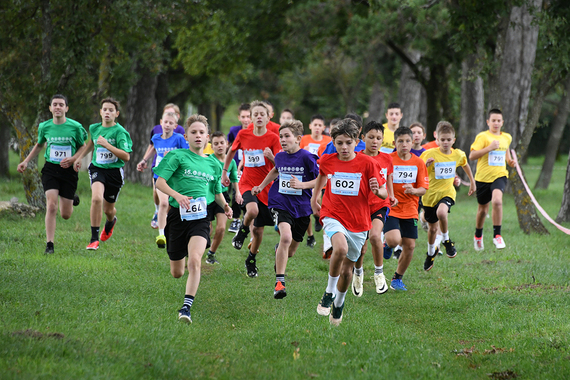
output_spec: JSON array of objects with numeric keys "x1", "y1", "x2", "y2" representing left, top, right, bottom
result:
[{"x1": 123, "y1": 153, "x2": 131, "y2": 162}]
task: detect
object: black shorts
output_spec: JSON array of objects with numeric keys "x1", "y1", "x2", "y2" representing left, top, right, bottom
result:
[
  {"x1": 88, "y1": 164, "x2": 124, "y2": 203},
  {"x1": 383, "y1": 216, "x2": 418, "y2": 239},
  {"x1": 41, "y1": 162, "x2": 78, "y2": 200},
  {"x1": 371, "y1": 207, "x2": 389, "y2": 223},
  {"x1": 272, "y1": 209, "x2": 310, "y2": 243},
  {"x1": 207, "y1": 192, "x2": 231, "y2": 221},
  {"x1": 242, "y1": 191, "x2": 275, "y2": 227},
  {"x1": 423, "y1": 197, "x2": 455, "y2": 224},
  {"x1": 476, "y1": 176, "x2": 507, "y2": 205},
  {"x1": 165, "y1": 207, "x2": 211, "y2": 261}
]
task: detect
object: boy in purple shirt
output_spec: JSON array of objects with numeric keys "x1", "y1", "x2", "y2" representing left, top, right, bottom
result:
[{"x1": 252, "y1": 120, "x2": 318, "y2": 299}]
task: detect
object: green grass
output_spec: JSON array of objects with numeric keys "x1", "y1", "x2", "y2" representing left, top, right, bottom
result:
[{"x1": 1, "y1": 153, "x2": 570, "y2": 379}]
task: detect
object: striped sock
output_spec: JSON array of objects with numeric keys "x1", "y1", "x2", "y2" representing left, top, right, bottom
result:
[{"x1": 183, "y1": 295, "x2": 194, "y2": 309}]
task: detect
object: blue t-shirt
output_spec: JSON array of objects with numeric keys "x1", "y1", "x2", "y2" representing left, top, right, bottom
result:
[
  {"x1": 268, "y1": 149, "x2": 319, "y2": 219},
  {"x1": 227, "y1": 125, "x2": 243, "y2": 166},
  {"x1": 320, "y1": 139, "x2": 366, "y2": 156},
  {"x1": 150, "y1": 132, "x2": 189, "y2": 178},
  {"x1": 150, "y1": 124, "x2": 185, "y2": 167}
]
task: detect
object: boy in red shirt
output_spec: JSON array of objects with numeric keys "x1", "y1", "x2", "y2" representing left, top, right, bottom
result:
[
  {"x1": 222, "y1": 101, "x2": 281, "y2": 278},
  {"x1": 312, "y1": 119, "x2": 387, "y2": 326},
  {"x1": 384, "y1": 126, "x2": 429, "y2": 291}
]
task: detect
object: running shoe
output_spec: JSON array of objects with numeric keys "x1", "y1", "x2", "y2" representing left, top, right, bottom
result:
[
  {"x1": 493, "y1": 235, "x2": 506, "y2": 249},
  {"x1": 274, "y1": 281, "x2": 287, "y2": 299},
  {"x1": 390, "y1": 278, "x2": 407, "y2": 291},
  {"x1": 393, "y1": 246, "x2": 402, "y2": 260},
  {"x1": 73, "y1": 194, "x2": 80, "y2": 207},
  {"x1": 100, "y1": 217, "x2": 117, "y2": 242},
  {"x1": 351, "y1": 269, "x2": 363, "y2": 297},
  {"x1": 317, "y1": 292, "x2": 335, "y2": 316},
  {"x1": 474, "y1": 236, "x2": 484, "y2": 251},
  {"x1": 424, "y1": 251, "x2": 436, "y2": 271},
  {"x1": 329, "y1": 302, "x2": 344, "y2": 326},
  {"x1": 442, "y1": 239, "x2": 457, "y2": 258},
  {"x1": 45, "y1": 242, "x2": 54, "y2": 254},
  {"x1": 245, "y1": 257, "x2": 258, "y2": 278},
  {"x1": 150, "y1": 212, "x2": 158, "y2": 229},
  {"x1": 314, "y1": 215, "x2": 322, "y2": 232},
  {"x1": 156, "y1": 234, "x2": 166, "y2": 249},
  {"x1": 383, "y1": 243, "x2": 393, "y2": 260},
  {"x1": 228, "y1": 219, "x2": 241, "y2": 233},
  {"x1": 306, "y1": 235, "x2": 316, "y2": 248},
  {"x1": 232, "y1": 225, "x2": 249, "y2": 250},
  {"x1": 205, "y1": 254, "x2": 219, "y2": 264},
  {"x1": 374, "y1": 273, "x2": 388, "y2": 294},
  {"x1": 86, "y1": 240, "x2": 99, "y2": 250},
  {"x1": 322, "y1": 247, "x2": 332, "y2": 260},
  {"x1": 178, "y1": 306, "x2": 192, "y2": 324}
]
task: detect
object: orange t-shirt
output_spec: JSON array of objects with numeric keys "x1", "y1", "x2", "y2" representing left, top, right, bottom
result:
[
  {"x1": 367, "y1": 152, "x2": 393, "y2": 214},
  {"x1": 300, "y1": 135, "x2": 332, "y2": 156},
  {"x1": 389, "y1": 152, "x2": 429, "y2": 219},
  {"x1": 232, "y1": 128, "x2": 281, "y2": 205},
  {"x1": 318, "y1": 152, "x2": 385, "y2": 233},
  {"x1": 247, "y1": 121, "x2": 280, "y2": 136},
  {"x1": 422, "y1": 140, "x2": 438, "y2": 150}
]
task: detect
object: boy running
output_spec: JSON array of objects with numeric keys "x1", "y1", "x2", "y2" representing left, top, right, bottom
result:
[
  {"x1": 469, "y1": 109, "x2": 514, "y2": 250},
  {"x1": 420, "y1": 122, "x2": 476, "y2": 271},
  {"x1": 300, "y1": 114, "x2": 332, "y2": 156},
  {"x1": 222, "y1": 100, "x2": 281, "y2": 278},
  {"x1": 380, "y1": 103, "x2": 403, "y2": 154},
  {"x1": 383, "y1": 127, "x2": 428, "y2": 291},
  {"x1": 312, "y1": 119, "x2": 387, "y2": 325},
  {"x1": 251, "y1": 120, "x2": 319, "y2": 299},
  {"x1": 137, "y1": 111, "x2": 188, "y2": 248},
  {"x1": 17, "y1": 94, "x2": 87, "y2": 254},
  {"x1": 75, "y1": 98, "x2": 132, "y2": 251}
]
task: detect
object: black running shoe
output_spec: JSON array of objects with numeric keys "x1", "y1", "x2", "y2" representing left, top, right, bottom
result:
[
  {"x1": 45, "y1": 242, "x2": 54, "y2": 254},
  {"x1": 274, "y1": 281, "x2": 287, "y2": 299},
  {"x1": 393, "y1": 247, "x2": 402, "y2": 260},
  {"x1": 232, "y1": 224, "x2": 249, "y2": 250},
  {"x1": 73, "y1": 194, "x2": 80, "y2": 206},
  {"x1": 306, "y1": 235, "x2": 316, "y2": 248},
  {"x1": 442, "y1": 239, "x2": 457, "y2": 258},
  {"x1": 424, "y1": 251, "x2": 435, "y2": 271},
  {"x1": 245, "y1": 257, "x2": 258, "y2": 278},
  {"x1": 314, "y1": 215, "x2": 322, "y2": 232}
]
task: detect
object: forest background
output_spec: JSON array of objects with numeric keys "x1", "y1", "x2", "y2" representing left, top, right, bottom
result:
[{"x1": 1, "y1": 0, "x2": 570, "y2": 230}]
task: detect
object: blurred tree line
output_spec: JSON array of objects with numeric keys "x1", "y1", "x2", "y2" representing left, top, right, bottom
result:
[{"x1": 1, "y1": 0, "x2": 570, "y2": 225}]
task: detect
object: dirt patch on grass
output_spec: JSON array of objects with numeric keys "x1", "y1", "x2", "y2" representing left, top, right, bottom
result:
[
  {"x1": 454, "y1": 345, "x2": 514, "y2": 357},
  {"x1": 487, "y1": 369, "x2": 518, "y2": 379},
  {"x1": 11, "y1": 329, "x2": 64, "y2": 340}
]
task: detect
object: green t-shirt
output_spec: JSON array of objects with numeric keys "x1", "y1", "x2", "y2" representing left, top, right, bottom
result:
[
  {"x1": 154, "y1": 149, "x2": 223, "y2": 208},
  {"x1": 37, "y1": 118, "x2": 87, "y2": 165},
  {"x1": 207, "y1": 154, "x2": 238, "y2": 201},
  {"x1": 89, "y1": 122, "x2": 133, "y2": 169}
]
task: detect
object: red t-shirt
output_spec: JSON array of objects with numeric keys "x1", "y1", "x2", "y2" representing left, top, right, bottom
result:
[
  {"x1": 232, "y1": 128, "x2": 281, "y2": 205},
  {"x1": 422, "y1": 140, "x2": 438, "y2": 150},
  {"x1": 318, "y1": 152, "x2": 385, "y2": 233},
  {"x1": 300, "y1": 135, "x2": 332, "y2": 156},
  {"x1": 247, "y1": 121, "x2": 280, "y2": 136},
  {"x1": 389, "y1": 152, "x2": 429, "y2": 219},
  {"x1": 367, "y1": 152, "x2": 393, "y2": 215}
]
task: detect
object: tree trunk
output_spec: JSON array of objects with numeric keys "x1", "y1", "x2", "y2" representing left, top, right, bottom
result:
[
  {"x1": 14, "y1": 119, "x2": 46, "y2": 209},
  {"x1": 399, "y1": 51, "x2": 423, "y2": 128},
  {"x1": 0, "y1": 114, "x2": 11, "y2": 178},
  {"x1": 367, "y1": 81, "x2": 385, "y2": 123},
  {"x1": 124, "y1": 62, "x2": 158, "y2": 186},
  {"x1": 556, "y1": 148, "x2": 570, "y2": 223},
  {"x1": 535, "y1": 76, "x2": 570, "y2": 189}
]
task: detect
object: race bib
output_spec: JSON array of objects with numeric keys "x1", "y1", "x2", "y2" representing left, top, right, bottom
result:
[
  {"x1": 434, "y1": 161, "x2": 456, "y2": 179},
  {"x1": 155, "y1": 154, "x2": 163, "y2": 167},
  {"x1": 307, "y1": 143, "x2": 320, "y2": 155},
  {"x1": 49, "y1": 145, "x2": 72, "y2": 162},
  {"x1": 96, "y1": 147, "x2": 118, "y2": 165},
  {"x1": 488, "y1": 150, "x2": 506, "y2": 166},
  {"x1": 393, "y1": 165, "x2": 418, "y2": 184},
  {"x1": 380, "y1": 146, "x2": 393, "y2": 154},
  {"x1": 244, "y1": 149, "x2": 265, "y2": 167},
  {"x1": 330, "y1": 172, "x2": 361, "y2": 196},
  {"x1": 180, "y1": 197, "x2": 207, "y2": 221},
  {"x1": 279, "y1": 174, "x2": 302, "y2": 195}
]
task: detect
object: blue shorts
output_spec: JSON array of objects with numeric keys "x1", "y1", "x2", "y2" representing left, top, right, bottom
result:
[{"x1": 383, "y1": 216, "x2": 418, "y2": 239}]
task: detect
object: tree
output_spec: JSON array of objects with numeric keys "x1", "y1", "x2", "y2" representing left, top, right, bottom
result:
[{"x1": 557, "y1": 149, "x2": 570, "y2": 223}]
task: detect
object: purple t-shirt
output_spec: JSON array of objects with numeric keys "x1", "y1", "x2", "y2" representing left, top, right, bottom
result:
[
  {"x1": 268, "y1": 149, "x2": 319, "y2": 218},
  {"x1": 391, "y1": 147, "x2": 426, "y2": 157},
  {"x1": 227, "y1": 125, "x2": 243, "y2": 166},
  {"x1": 150, "y1": 124, "x2": 185, "y2": 167}
]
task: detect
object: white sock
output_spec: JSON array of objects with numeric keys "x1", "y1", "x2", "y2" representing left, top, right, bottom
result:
[
  {"x1": 434, "y1": 234, "x2": 443, "y2": 247},
  {"x1": 159, "y1": 228, "x2": 165, "y2": 236},
  {"x1": 395, "y1": 244, "x2": 402, "y2": 252},
  {"x1": 155, "y1": 204, "x2": 159, "y2": 213},
  {"x1": 442, "y1": 231, "x2": 449, "y2": 241},
  {"x1": 326, "y1": 274, "x2": 339, "y2": 294},
  {"x1": 428, "y1": 243, "x2": 436, "y2": 256},
  {"x1": 334, "y1": 290, "x2": 347, "y2": 307},
  {"x1": 354, "y1": 267, "x2": 363, "y2": 276},
  {"x1": 374, "y1": 265, "x2": 383, "y2": 275},
  {"x1": 323, "y1": 233, "x2": 332, "y2": 252}
]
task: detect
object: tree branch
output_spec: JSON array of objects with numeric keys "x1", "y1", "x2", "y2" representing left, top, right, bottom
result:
[{"x1": 386, "y1": 40, "x2": 427, "y2": 86}]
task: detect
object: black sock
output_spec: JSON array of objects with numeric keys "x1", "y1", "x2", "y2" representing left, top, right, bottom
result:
[
  {"x1": 242, "y1": 225, "x2": 250, "y2": 234},
  {"x1": 475, "y1": 228, "x2": 483, "y2": 238},
  {"x1": 183, "y1": 295, "x2": 194, "y2": 309},
  {"x1": 208, "y1": 250, "x2": 215, "y2": 256},
  {"x1": 493, "y1": 225, "x2": 501, "y2": 238},
  {"x1": 104, "y1": 218, "x2": 115, "y2": 233},
  {"x1": 91, "y1": 227, "x2": 100, "y2": 242},
  {"x1": 247, "y1": 251, "x2": 256, "y2": 261},
  {"x1": 392, "y1": 272, "x2": 403, "y2": 280}
]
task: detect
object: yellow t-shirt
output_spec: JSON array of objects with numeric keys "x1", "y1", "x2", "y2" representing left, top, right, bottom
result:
[
  {"x1": 470, "y1": 131, "x2": 512, "y2": 183},
  {"x1": 420, "y1": 148, "x2": 467, "y2": 207},
  {"x1": 380, "y1": 123, "x2": 395, "y2": 154}
]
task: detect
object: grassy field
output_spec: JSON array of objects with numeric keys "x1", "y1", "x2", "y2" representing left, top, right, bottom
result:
[{"x1": 1, "y1": 152, "x2": 570, "y2": 379}]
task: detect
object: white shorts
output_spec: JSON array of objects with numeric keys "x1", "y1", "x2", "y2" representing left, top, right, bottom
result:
[{"x1": 322, "y1": 217, "x2": 368, "y2": 262}]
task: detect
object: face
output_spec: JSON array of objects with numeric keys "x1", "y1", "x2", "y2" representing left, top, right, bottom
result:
[
  {"x1": 363, "y1": 129, "x2": 384, "y2": 152},
  {"x1": 279, "y1": 111, "x2": 294, "y2": 125},
  {"x1": 49, "y1": 98, "x2": 68, "y2": 118},
  {"x1": 238, "y1": 110, "x2": 251, "y2": 128},
  {"x1": 410, "y1": 126, "x2": 425, "y2": 145},
  {"x1": 487, "y1": 113, "x2": 504, "y2": 133},
  {"x1": 385, "y1": 108, "x2": 403, "y2": 126},
  {"x1": 160, "y1": 114, "x2": 177, "y2": 134},
  {"x1": 100, "y1": 102, "x2": 119, "y2": 123},
  {"x1": 279, "y1": 128, "x2": 300, "y2": 152},
  {"x1": 185, "y1": 122, "x2": 209, "y2": 149},
  {"x1": 394, "y1": 133, "x2": 412, "y2": 155},
  {"x1": 333, "y1": 134, "x2": 357, "y2": 160},
  {"x1": 251, "y1": 106, "x2": 269, "y2": 128},
  {"x1": 309, "y1": 119, "x2": 325, "y2": 136},
  {"x1": 211, "y1": 136, "x2": 227, "y2": 155},
  {"x1": 436, "y1": 132, "x2": 456, "y2": 151}
]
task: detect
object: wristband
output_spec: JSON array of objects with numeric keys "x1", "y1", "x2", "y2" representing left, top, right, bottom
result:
[{"x1": 223, "y1": 168, "x2": 228, "y2": 171}]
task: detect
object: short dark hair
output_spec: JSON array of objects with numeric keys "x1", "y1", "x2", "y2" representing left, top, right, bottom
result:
[
  {"x1": 280, "y1": 120, "x2": 304, "y2": 137},
  {"x1": 51, "y1": 94, "x2": 68, "y2": 106},
  {"x1": 238, "y1": 103, "x2": 250, "y2": 112},
  {"x1": 100, "y1": 97, "x2": 120, "y2": 111},
  {"x1": 436, "y1": 121, "x2": 455, "y2": 135},
  {"x1": 332, "y1": 118, "x2": 359, "y2": 141},
  {"x1": 281, "y1": 108, "x2": 295, "y2": 117},
  {"x1": 211, "y1": 131, "x2": 226, "y2": 141},
  {"x1": 363, "y1": 120, "x2": 385, "y2": 136},
  {"x1": 343, "y1": 113, "x2": 362, "y2": 129},
  {"x1": 488, "y1": 108, "x2": 502, "y2": 119},
  {"x1": 409, "y1": 122, "x2": 425, "y2": 134},
  {"x1": 311, "y1": 114, "x2": 325, "y2": 123},
  {"x1": 394, "y1": 126, "x2": 413, "y2": 140},
  {"x1": 387, "y1": 102, "x2": 401, "y2": 111}
]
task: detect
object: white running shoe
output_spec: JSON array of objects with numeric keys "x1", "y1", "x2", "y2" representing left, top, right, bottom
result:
[
  {"x1": 474, "y1": 236, "x2": 484, "y2": 251},
  {"x1": 352, "y1": 270, "x2": 364, "y2": 297},
  {"x1": 374, "y1": 273, "x2": 388, "y2": 294},
  {"x1": 493, "y1": 235, "x2": 506, "y2": 249}
]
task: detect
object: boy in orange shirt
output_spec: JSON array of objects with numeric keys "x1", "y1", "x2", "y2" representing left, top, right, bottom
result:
[{"x1": 300, "y1": 114, "x2": 332, "y2": 156}]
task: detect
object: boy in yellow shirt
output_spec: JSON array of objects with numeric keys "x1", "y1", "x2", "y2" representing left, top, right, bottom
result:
[
  {"x1": 420, "y1": 122, "x2": 475, "y2": 271},
  {"x1": 469, "y1": 109, "x2": 515, "y2": 250},
  {"x1": 379, "y1": 103, "x2": 403, "y2": 154}
]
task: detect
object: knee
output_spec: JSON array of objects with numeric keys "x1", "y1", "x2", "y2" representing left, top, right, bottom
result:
[
  {"x1": 171, "y1": 268, "x2": 184, "y2": 278},
  {"x1": 61, "y1": 211, "x2": 72, "y2": 220},
  {"x1": 428, "y1": 223, "x2": 438, "y2": 235},
  {"x1": 187, "y1": 257, "x2": 201, "y2": 272},
  {"x1": 403, "y1": 241, "x2": 415, "y2": 252},
  {"x1": 252, "y1": 227, "x2": 263, "y2": 239},
  {"x1": 280, "y1": 234, "x2": 293, "y2": 247},
  {"x1": 436, "y1": 210, "x2": 447, "y2": 221},
  {"x1": 215, "y1": 225, "x2": 225, "y2": 236},
  {"x1": 91, "y1": 196, "x2": 103, "y2": 207},
  {"x1": 491, "y1": 198, "x2": 502, "y2": 208},
  {"x1": 369, "y1": 232, "x2": 382, "y2": 247},
  {"x1": 46, "y1": 201, "x2": 58, "y2": 214}
]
